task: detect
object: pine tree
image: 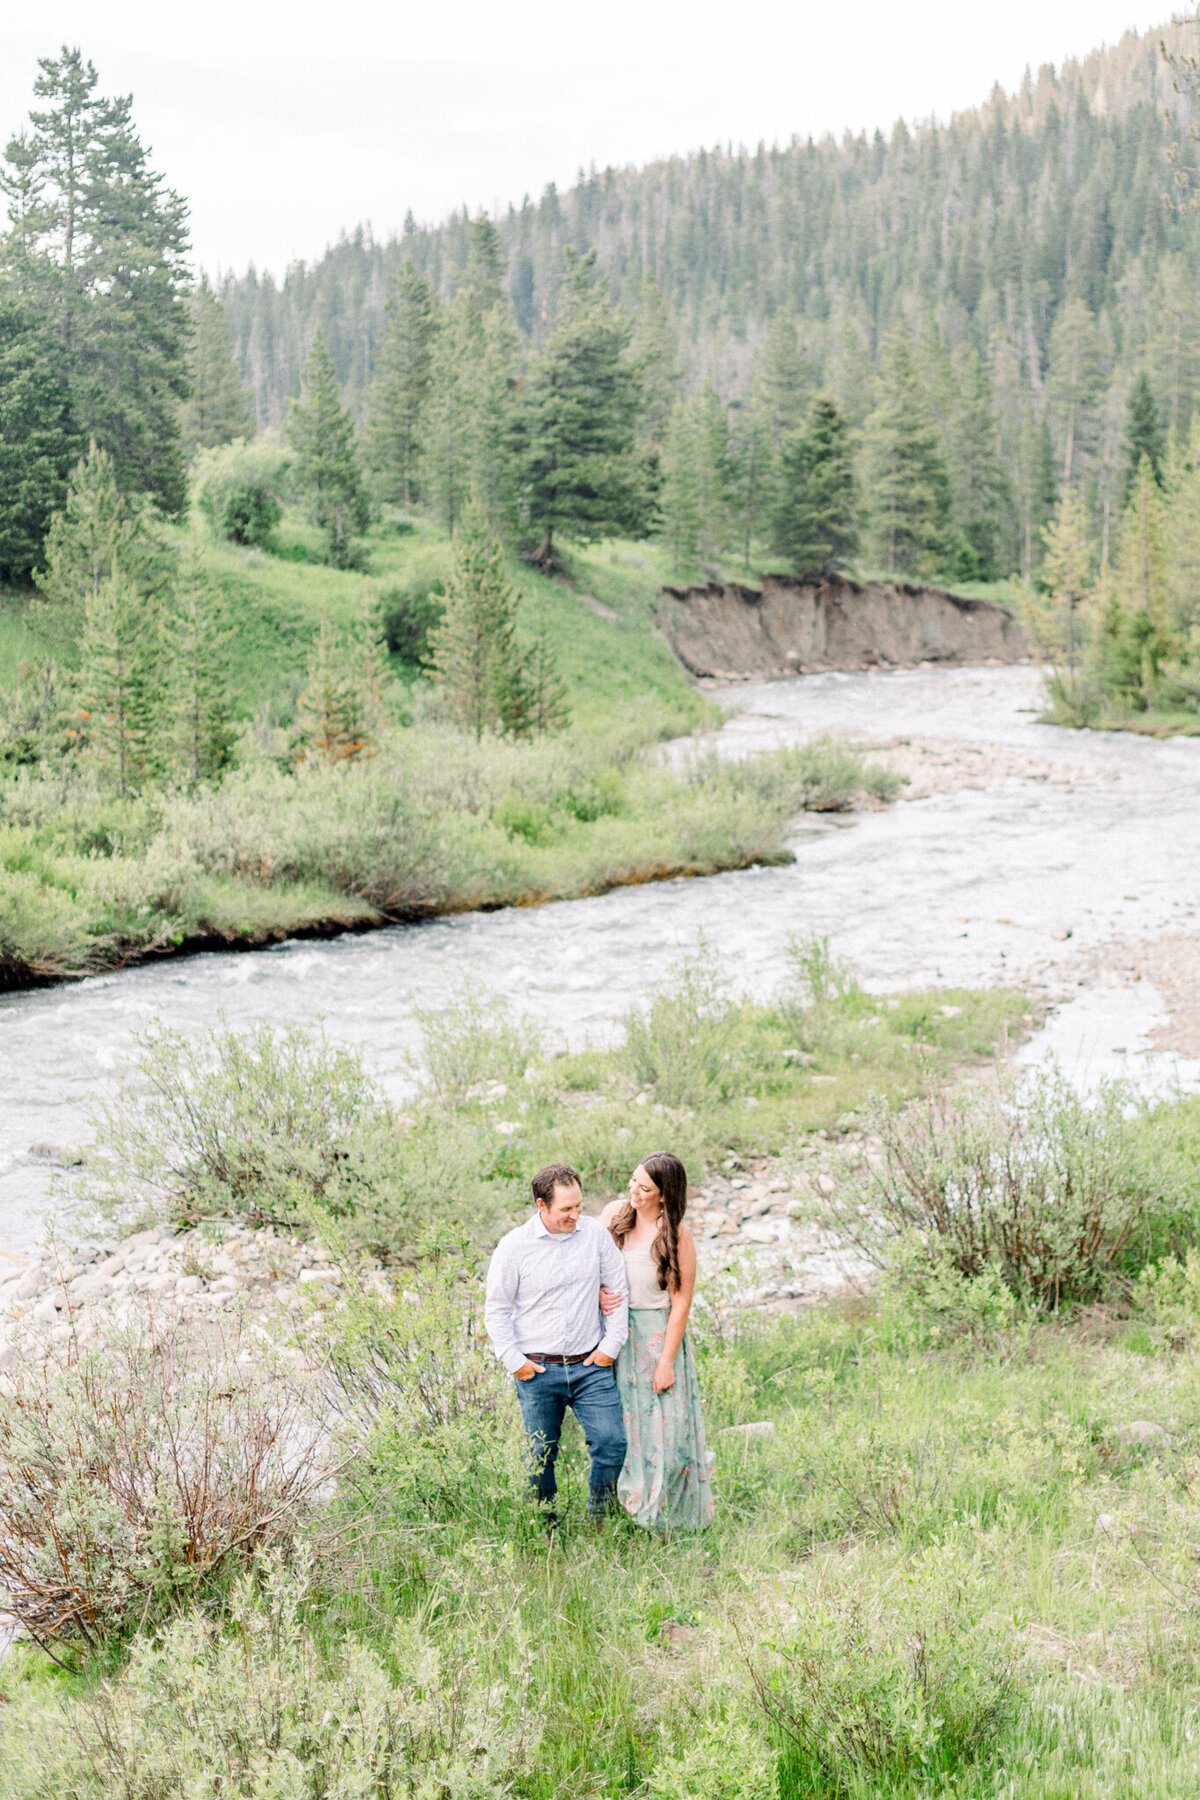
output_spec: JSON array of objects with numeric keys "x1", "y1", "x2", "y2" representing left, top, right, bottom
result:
[
  {"x1": 863, "y1": 329, "x2": 949, "y2": 578},
  {"x1": 523, "y1": 631, "x2": 570, "y2": 735},
  {"x1": 72, "y1": 564, "x2": 166, "y2": 795},
  {"x1": 629, "y1": 276, "x2": 681, "y2": 451},
  {"x1": 1017, "y1": 411, "x2": 1058, "y2": 584},
  {"x1": 180, "y1": 275, "x2": 253, "y2": 457},
  {"x1": 771, "y1": 396, "x2": 857, "y2": 576},
  {"x1": 523, "y1": 251, "x2": 648, "y2": 563},
  {"x1": 168, "y1": 556, "x2": 236, "y2": 783},
  {"x1": 366, "y1": 264, "x2": 436, "y2": 511},
  {"x1": 465, "y1": 303, "x2": 524, "y2": 539},
  {"x1": 423, "y1": 296, "x2": 475, "y2": 538},
  {"x1": 727, "y1": 384, "x2": 772, "y2": 568},
  {"x1": 288, "y1": 327, "x2": 368, "y2": 567},
  {"x1": 757, "y1": 311, "x2": 810, "y2": 450},
  {"x1": 943, "y1": 346, "x2": 1010, "y2": 580},
  {"x1": 1124, "y1": 372, "x2": 1165, "y2": 498},
  {"x1": 426, "y1": 506, "x2": 529, "y2": 738},
  {"x1": 1149, "y1": 256, "x2": 1200, "y2": 438},
  {"x1": 1046, "y1": 298, "x2": 1106, "y2": 488},
  {"x1": 36, "y1": 442, "x2": 162, "y2": 612},
  {"x1": 1102, "y1": 457, "x2": 1172, "y2": 709},
  {"x1": 1040, "y1": 487, "x2": 1093, "y2": 670},
  {"x1": 0, "y1": 290, "x2": 80, "y2": 581},
  {"x1": 2, "y1": 49, "x2": 192, "y2": 514},
  {"x1": 294, "y1": 604, "x2": 389, "y2": 765},
  {"x1": 659, "y1": 398, "x2": 703, "y2": 575}
]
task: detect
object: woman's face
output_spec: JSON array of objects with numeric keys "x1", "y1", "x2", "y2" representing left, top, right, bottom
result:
[{"x1": 628, "y1": 1164, "x2": 662, "y2": 1214}]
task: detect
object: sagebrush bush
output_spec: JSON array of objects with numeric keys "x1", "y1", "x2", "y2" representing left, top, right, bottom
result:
[
  {"x1": 84, "y1": 1018, "x2": 383, "y2": 1232},
  {"x1": 0, "y1": 1548, "x2": 538, "y2": 1798},
  {"x1": 415, "y1": 980, "x2": 533, "y2": 1101},
  {"x1": 750, "y1": 1559, "x2": 1014, "y2": 1792},
  {"x1": 625, "y1": 942, "x2": 739, "y2": 1107},
  {"x1": 836, "y1": 1070, "x2": 1151, "y2": 1308},
  {"x1": 0, "y1": 1316, "x2": 329, "y2": 1649},
  {"x1": 314, "y1": 1257, "x2": 527, "y2": 1526}
]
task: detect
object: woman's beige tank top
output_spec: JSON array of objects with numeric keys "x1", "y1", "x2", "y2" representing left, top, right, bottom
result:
[{"x1": 624, "y1": 1238, "x2": 670, "y2": 1310}]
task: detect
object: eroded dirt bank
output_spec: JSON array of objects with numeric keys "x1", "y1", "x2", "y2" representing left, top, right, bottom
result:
[{"x1": 658, "y1": 572, "x2": 1026, "y2": 678}]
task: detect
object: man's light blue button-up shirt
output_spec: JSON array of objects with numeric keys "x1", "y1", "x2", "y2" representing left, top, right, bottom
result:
[{"x1": 484, "y1": 1212, "x2": 630, "y2": 1375}]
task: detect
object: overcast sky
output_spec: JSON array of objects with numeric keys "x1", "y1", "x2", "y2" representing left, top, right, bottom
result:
[{"x1": 0, "y1": 2, "x2": 1181, "y2": 279}]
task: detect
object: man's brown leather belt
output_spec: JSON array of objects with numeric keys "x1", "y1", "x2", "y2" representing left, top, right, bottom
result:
[{"x1": 527, "y1": 1347, "x2": 597, "y2": 1365}]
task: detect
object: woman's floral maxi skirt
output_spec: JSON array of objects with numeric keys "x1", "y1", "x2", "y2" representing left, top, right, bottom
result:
[{"x1": 616, "y1": 1309, "x2": 715, "y2": 1530}]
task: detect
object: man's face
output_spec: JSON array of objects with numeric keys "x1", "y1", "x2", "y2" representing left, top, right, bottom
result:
[{"x1": 538, "y1": 1181, "x2": 583, "y2": 1233}]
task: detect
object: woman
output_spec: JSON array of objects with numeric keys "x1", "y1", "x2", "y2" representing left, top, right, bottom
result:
[{"x1": 599, "y1": 1153, "x2": 714, "y2": 1530}]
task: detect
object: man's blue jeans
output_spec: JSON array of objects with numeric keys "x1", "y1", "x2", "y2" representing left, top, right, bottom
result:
[{"x1": 513, "y1": 1360, "x2": 627, "y2": 1518}]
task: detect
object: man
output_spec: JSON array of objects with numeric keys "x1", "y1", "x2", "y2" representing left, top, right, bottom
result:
[{"x1": 485, "y1": 1161, "x2": 629, "y2": 1522}]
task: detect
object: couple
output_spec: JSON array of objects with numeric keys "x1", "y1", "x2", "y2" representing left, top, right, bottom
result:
[{"x1": 484, "y1": 1153, "x2": 714, "y2": 1531}]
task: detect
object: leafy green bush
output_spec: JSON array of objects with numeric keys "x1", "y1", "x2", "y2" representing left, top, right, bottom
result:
[
  {"x1": 648, "y1": 1717, "x2": 776, "y2": 1799},
  {"x1": 625, "y1": 942, "x2": 738, "y2": 1107},
  {"x1": 750, "y1": 1561, "x2": 1014, "y2": 1793},
  {"x1": 414, "y1": 981, "x2": 533, "y2": 1102},
  {"x1": 0, "y1": 1316, "x2": 328, "y2": 1650},
  {"x1": 193, "y1": 438, "x2": 289, "y2": 548},
  {"x1": 0, "y1": 1548, "x2": 538, "y2": 1798},
  {"x1": 380, "y1": 573, "x2": 444, "y2": 663},
  {"x1": 84, "y1": 1018, "x2": 382, "y2": 1232},
  {"x1": 836, "y1": 1070, "x2": 1151, "y2": 1309}
]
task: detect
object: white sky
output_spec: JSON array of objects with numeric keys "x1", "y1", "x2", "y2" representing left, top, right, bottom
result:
[{"x1": 0, "y1": 2, "x2": 1182, "y2": 279}]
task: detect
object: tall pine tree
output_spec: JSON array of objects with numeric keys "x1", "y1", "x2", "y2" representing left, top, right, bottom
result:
[
  {"x1": 288, "y1": 326, "x2": 368, "y2": 567},
  {"x1": 426, "y1": 505, "x2": 530, "y2": 738},
  {"x1": 0, "y1": 291, "x2": 80, "y2": 581},
  {"x1": 771, "y1": 396, "x2": 857, "y2": 576},
  {"x1": 72, "y1": 565, "x2": 165, "y2": 794},
  {"x1": 1124, "y1": 372, "x2": 1165, "y2": 498},
  {"x1": 180, "y1": 274, "x2": 252, "y2": 457},
  {"x1": 863, "y1": 330, "x2": 949, "y2": 578},
  {"x1": 2, "y1": 49, "x2": 191, "y2": 514},
  {"x1": 168, "y1": 555, "x2": 236, "y2": 783},
  {"x1": 523, "y1": 251, "x2": 648, "y2": 565},
  {"x1": 366, "y1": 263, "x2": 436, "y2": 511}
]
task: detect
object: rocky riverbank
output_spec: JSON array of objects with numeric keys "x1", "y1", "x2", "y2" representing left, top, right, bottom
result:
[{"x1": 0, "y1": 1221, "x2": 349, "y2": 1364}]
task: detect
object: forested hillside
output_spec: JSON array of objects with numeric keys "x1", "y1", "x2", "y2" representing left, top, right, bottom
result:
[{"x1": 223, "y1": 20, "x2": 1200, "y2": 582}]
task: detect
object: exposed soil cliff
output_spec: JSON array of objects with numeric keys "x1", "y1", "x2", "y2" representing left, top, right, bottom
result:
[{"x1": 657, "y1": 572, "x2": 1026, "y2": 678}]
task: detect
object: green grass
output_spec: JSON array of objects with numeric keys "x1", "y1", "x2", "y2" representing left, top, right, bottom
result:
[{"x1": 9, "y1": 1303, "x2": 1200, "y2": 1796}]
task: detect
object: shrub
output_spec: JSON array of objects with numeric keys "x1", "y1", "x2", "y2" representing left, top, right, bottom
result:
[
  {"x1": 749, "y1": 1561, "x2": 1014, "y2": 1792},
  {"x1": 625, "y1": 942, "x2": 738, "y2": 1107},
  {"x1": 414, "y1": 981, "x2": 533, "y2": 1103},
  {"x1": 315, "y1": 1257, "x2": 526, "y2": 1525},
  {"x1": 835, "y1": 1070, "x2": 1151, "y2": 1309},
  {"x1": 83, "y1": 1018, "x2": 384, "y2": 1232},
  {"x1": 193, "y1": 438, "x2": 289, "y2": 548},
  {"x1": 0, "y1": 1548, "x2": 538, "y2": 1797},
  {"x1": 380, "y1": 574, "x2": 444, "y2": 663},
  {"x1": 648, "y1": 1717, "x2": 776, "y2": 1799},
  {"x1": 0, "y1": 1315, "x2": 329, "y2": 1650}
]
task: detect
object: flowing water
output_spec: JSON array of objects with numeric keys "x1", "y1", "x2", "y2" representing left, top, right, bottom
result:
[{"x1": 2, "y1": 662, "x2": 1196, "y2": 1252}]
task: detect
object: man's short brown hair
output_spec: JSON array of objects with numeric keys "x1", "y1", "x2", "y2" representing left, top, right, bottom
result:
[{"x1": 532, "y1": 1163, "x2": 582, "y2": 1207}]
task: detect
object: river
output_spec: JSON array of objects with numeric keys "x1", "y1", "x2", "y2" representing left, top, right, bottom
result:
[{"x1": 1, "y1": 662, "x2": 1196, "y2": 1252}]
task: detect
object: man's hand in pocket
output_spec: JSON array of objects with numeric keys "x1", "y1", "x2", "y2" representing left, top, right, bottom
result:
[{"x1": 514, "y1": 1360, "x2": 546, "y2": 1381}]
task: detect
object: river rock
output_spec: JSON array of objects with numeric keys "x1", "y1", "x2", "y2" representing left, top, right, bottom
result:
[
  {"x1": 1116, "y1": 1420, "x2": 1174, "y2": 1450},
  {"x1": 70, "y1": 1272, "x2": 113, "y2": 1302}
]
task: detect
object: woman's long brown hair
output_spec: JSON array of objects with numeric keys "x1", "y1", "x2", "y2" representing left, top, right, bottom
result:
[{"x1": 608, "y1": 1152, "x2": 688, "y2": 1294}]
